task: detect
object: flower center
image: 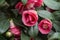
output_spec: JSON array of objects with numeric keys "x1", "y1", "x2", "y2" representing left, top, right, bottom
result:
[
  {"x1": 43, "y1": 24, "x2": 48, "y2": 29},
  {"x1": 26, "y1": 14, "x2": 35, "y2": 24}
]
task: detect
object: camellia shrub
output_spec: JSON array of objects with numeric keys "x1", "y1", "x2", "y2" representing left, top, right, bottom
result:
[{"x1": 0, "y1": 0, "x2": 60, "y2": 40}]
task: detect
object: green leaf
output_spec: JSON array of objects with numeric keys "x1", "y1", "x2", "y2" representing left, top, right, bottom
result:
[
  {"x1": 29, "y1": 26, "x2": 34, "y2": 37},
  {"x1": 21, "y1": 0, "x2": 27, "y2": 5},
  {"x1": 21, "y1": 32, "x2": 30, "y2": 40},
  {"x1": 48, "y1": 30, "x2": 55, "y2": 38},
  {"x1": 52, "y1": 11, "x2": 60, "y2": 32},
  {"x1": 0, "y1": 35, "x2": 7, "y2": 40},
  {"x1": 37, "y1": 10, "x2": 54, "y2": 20},
  {"x1": 33, "y1": 23, "x2": 38, "y2": 37},
  {"x1": 0, "y1": 12, "x2": 9, "y2": 34},
  {"x1": 43, "y1": 0, "x2": 60, "y2": 10},
  {"x1": 35, "y1": 6, "x2": 44, "y2": 11},
  {"x1": 0, "y1": 0, "x2": 5, "y2": 6},
  {"x1": 48, "y1": 32, "x2": 60, "y2": 40},
  {"x1": 53, "y1": 21, "x2": 60, "y2": 32},
  {"x1": 53, "y1": 11, "x2": 60, "y2": 21},
  {"x1": 28, "y1": 23, "x2": 38, "y2": 37}
]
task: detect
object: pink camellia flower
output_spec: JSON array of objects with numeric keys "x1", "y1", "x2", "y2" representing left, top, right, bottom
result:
[
  {"x1": 15, "y1": 2, "x2": 24, "y2": 13},
  {"x1": 26, "y1": 0, "x2": 35, "y2": 9},
  {"x1": 22, "y1": 10, "x2": 38, "y2": 26},
  {"x1": 26, "y1": 3, "x2": 35, "y2": 10},
  {"x1": 34, "y1": 0, "x2": 43, "y2": 7},
  {"x1": 15, "y1": 2, "x2": 35, "y2": 14},
  {"x1": 27, "y1": 0, "x2": 43, "y2": 7},
  {"x1": 10, "y1": 27, "x2": 21, "y2": 37},
  {"x1": 38, "y1": 19, "x2": 52, "y2": 34},
  {"x1": 9, "y1": 20, "x2": 21, "y2": 37}
]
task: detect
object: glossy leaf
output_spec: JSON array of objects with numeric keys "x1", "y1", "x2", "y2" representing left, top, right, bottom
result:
[
  {"x1": 0, "y1": 12, "x2": 9, "y2": 34},
  {"x1": 53, "y1": 21, "x2": 60, "y2": 32},
  {"x1": 21, "y1": 32, "x2": 30, "y2": 40},
  {"x1": 37, "y1": 10, "x2": 54, "y2": 20},
  {"x1": 33, "y1": 23, "x2": 38, "y2": 37},
  {"x1": 28, "y1": 23, "x2": 38, "y2": 37},
  {"x1": 48, "y1": 32, "x2": 60, "y2": 40},
  {"x1": 29, "y1": 26, "x2": 34, "y2": 37},
  {"x1": 53, "y1": 11, "x2": 60, "y2": 21},
  {"x1": 43, "y1": 0, "x2": 60, "y2": 10}
]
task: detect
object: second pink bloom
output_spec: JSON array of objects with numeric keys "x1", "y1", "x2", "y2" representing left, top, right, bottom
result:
[{"x1": 38, "y1": 19, "x2": 52, "y2": 34}]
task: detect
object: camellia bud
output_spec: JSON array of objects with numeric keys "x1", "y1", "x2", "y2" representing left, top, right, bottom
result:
[
  {"x1": 9, "y1": 19, "x2": 21, "y2": 37},
  {"x1": 6, "y1": 31, "x2": 12, "y2": 37}
]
